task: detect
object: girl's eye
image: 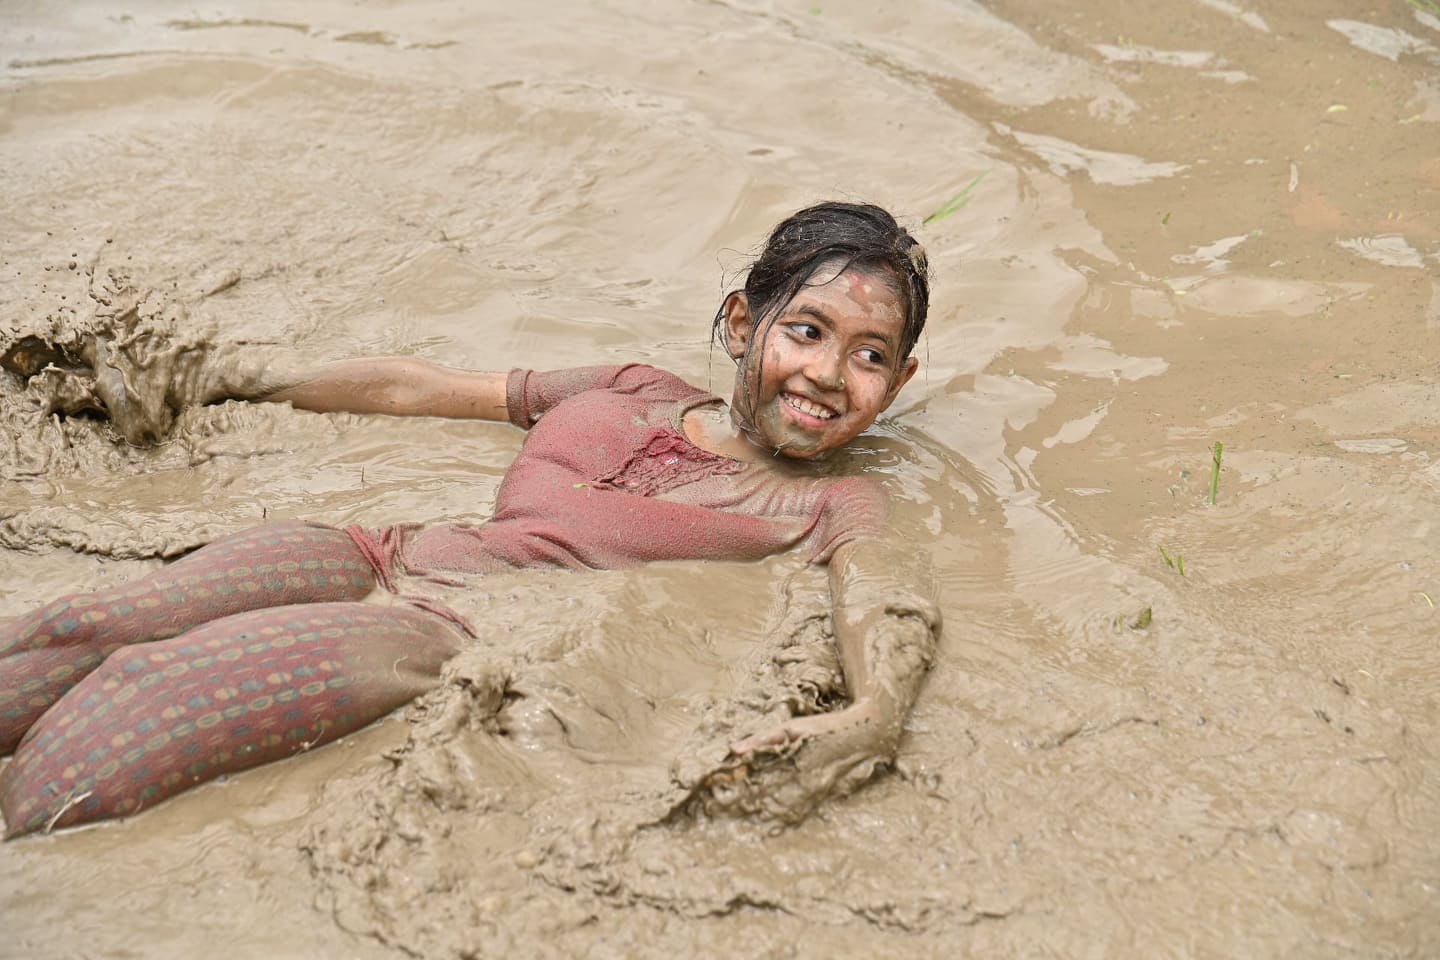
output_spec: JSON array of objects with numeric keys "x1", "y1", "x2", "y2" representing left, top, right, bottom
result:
[
  {"x1": 857, "y1": 347, "x2": 886, "y2": 366},
  {"x1": 789, "y1": 322, "x2": 822, "y2": 341}
]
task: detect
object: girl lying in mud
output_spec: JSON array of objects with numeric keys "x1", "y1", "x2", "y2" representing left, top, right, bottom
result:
[{"x1": 0, "y1": 201, "x2": 940, "y2": 838}]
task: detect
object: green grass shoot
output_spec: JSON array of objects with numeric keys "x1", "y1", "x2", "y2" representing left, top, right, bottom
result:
[
  {"x1": 1159, "y1": 546, "x2": 1185, "y2": 577},
  {"x1": 923, "y1": 171, "x2": 989, "y2": 225},
  {"x1": 1208, "y1": 441, "x2": 1224, "y2": 505},
  {"x1": 1408, "y1": 0, "x2": 1440, "y2": 17},
  {"x1": 1112, "y1": 605, "x2": 1153, "y2": 632}
]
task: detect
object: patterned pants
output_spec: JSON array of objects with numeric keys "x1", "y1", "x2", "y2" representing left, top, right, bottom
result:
[{"x1": 0, "y1": 520, "x2": 460, "y2": 837}]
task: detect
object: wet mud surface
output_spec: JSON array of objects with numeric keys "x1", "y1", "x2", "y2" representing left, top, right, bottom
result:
[{"x1": 2, "y1": 1, "x2": 1438, "y2": 956}]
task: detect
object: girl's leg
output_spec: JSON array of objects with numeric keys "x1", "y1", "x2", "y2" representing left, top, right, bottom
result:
[
  {"x1": 0, "y1": 600, "x2": 460, "y2": 838},
  {"x1": 0, "y1": 520, "x2": 376, "y2": 754}
]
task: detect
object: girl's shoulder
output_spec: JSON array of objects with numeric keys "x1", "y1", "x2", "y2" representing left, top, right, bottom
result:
[
  {"x1": 608, "y1": 363, "x2": 709, "y2": 398},
  {"x1": 802, "y1": 470, "x2": 893, "y2": 563},
  {"x1": 816, "y1": 469, "x2": 891, "y2": 512},
  {"x1": 508, "y1": 363, "x2": 709, "y2": 427},
  {"x1": 762, "y1": 463, "x2": 891, "y2": 526}
]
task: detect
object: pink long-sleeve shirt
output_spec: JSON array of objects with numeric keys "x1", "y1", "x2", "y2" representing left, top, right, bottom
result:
[{"x1": 350, "y1": 364, "x2": 890, "y2": 581}]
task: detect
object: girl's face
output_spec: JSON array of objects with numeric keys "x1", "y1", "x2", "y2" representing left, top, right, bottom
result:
[{"x1": 725, "y1": 263, "x2": 918, "y2": 460}]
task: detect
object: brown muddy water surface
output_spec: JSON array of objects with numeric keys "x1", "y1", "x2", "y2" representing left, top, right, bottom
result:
[{"x1": 2, "y1": 1, "x2": 1439, "y2": 956}]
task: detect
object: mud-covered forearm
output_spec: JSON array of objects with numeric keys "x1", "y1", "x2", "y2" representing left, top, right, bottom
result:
[
  {"x1": 828, "y1": 537, "x2": 941, "y2": 753},
  {"x1": 83, "y1": 333, "x2": 508, "y2": 444},
  {"x1": 171, "y1": 347, "x2": 510, "y2": 420},
  {"x1": 832, "y1": 606, "x2": 938, "y2": 755},
  {"x1": 182, "y1": 341, "x2": 318, "y2": 405},
  {"x1": 691, "y1": 543, "x2": 939, "y2": 825},
  {"x1": 79, "y1": 336, "x2": 318, "y2": 444}
]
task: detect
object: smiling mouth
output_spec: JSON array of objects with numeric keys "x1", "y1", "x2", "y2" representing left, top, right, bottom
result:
[{"x1": 783, "y1": 392, "x2": 837, "y2": 421}]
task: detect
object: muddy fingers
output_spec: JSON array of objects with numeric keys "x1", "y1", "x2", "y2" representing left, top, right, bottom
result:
[{"x1": 689, "y1": 718, "x2": 892, "y2": 826}]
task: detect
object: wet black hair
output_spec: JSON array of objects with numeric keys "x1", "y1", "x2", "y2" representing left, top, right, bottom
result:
[{"x1": 712, "y1": 201, "x2": 930, "y2": 367}]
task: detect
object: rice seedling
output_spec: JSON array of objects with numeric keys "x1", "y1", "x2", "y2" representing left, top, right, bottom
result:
[
  {"x1": 1160, "y1": 546, "x2": 1185, "y2": 577},
  {"x1": 1112, "y1": 605, "x2": 1153, "y2": 633},
  {"x1": 1208, "y1": 441, "x2": 1223, "y2": 505},
  {"x1": 923, "y1": 171, "x2": 989, "y2": 225}
]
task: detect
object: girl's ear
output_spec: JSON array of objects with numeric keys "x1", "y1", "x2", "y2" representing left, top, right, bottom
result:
[
  {"x1": 722, "y1": 292, "x2": 752, "y2": 360},
  {"x1": 882, "y1": 356, "x2": 920, "y2": 410}
]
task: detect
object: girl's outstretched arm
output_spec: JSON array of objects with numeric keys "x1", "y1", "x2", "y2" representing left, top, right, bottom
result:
[
  {"x1": 711, "y1": 538, "x2": 940, "y2": 822},
  {"x1": 732, "y1": 538, "x2": 940, "y2": 758},
  {"x1": 78, "y1": 336, "x2": 512, "y2": 444},
  {"x1": 824, "y1": 536, "x2": 940, "y2": 747},
  {"x1": 263, "y1": 357, "x2": 508, "y2": 421}
]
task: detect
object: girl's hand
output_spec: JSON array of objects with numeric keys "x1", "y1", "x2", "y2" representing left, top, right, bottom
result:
[
  {"x1": 728, "y1": 700, "x2": 886, "y2": 757},
  {"x1": 693, "y1": 700, "x2": 899, "y2": 825}
]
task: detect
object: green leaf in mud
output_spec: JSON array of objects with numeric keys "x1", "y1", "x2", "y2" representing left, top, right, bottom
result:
[
  {"x1": 1112, "y1": 606, "x2": 1153, "y2": 632},
  {"x1": 1160, "y1": 546, "x2": 1185, "y2": 577},
  {"x1": 1208, "y1": 441, "x2": 1224, "y2": 506},
  {"x1": 923, "y1": 171, "x2": 989, "y2": 225}
]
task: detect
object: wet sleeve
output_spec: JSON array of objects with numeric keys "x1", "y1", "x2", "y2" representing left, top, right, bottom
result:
[
  {"x1": 505, "y1": 364, "x2": 633, "y2": 428},
  {"x1": 805, "y1": 475, "x2": 894, "y2": 565}
]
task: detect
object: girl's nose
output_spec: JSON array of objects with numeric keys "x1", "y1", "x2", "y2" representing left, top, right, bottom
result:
[{"x1": 807, "y1": 350, "x2": 846, "y2": 391}]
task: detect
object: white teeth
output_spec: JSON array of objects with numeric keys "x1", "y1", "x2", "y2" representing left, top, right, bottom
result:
[{"x1": 784, "y1": 393, "x2": 836, "y2": 420}]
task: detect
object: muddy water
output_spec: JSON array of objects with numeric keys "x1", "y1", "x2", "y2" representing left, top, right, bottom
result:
[{"x1": 2, "y1": 0, "x2": 1438, "y2": 955}]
